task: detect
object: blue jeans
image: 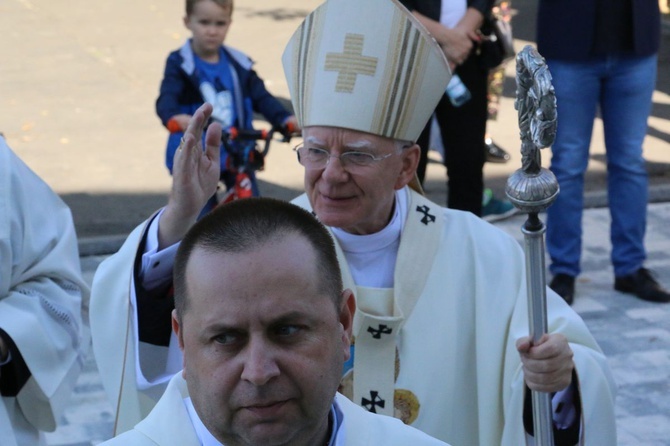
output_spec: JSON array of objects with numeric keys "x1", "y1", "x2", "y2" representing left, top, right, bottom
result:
[{"x1": 545, "y1": 54, "x2": 657, "y2": 278}]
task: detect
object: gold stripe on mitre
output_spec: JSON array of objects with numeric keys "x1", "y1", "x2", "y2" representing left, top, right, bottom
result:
[
  {"x1": 288, "y1": 4, "x2": 327, "y2": 129},
  {"x1": 282, "y1": 0, "x2": 450, "y2": 143}
]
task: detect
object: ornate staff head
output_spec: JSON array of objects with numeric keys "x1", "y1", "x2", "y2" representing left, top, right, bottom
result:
[{"x1": 506, "y1": 45, "x2": 559, "y2": 215}]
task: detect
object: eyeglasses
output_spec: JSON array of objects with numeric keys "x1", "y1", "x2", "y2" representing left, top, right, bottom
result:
[{"x1": 293, "y1": 145, "x2": 397, "y2": 170}]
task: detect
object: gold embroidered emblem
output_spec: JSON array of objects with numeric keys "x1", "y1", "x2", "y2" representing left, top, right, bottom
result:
[
  {"x1": 394, "y1": 389, "x2": 420, "y2": 425},
  {"x1": 324, "y1": 33, "x2": 378, "y2": 93}
]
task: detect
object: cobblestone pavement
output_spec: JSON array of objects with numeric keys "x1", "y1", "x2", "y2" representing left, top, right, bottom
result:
[
  {"x1": 44, "y1": 203, "x2": 670, "y2": 446},
  {"x1": 495, "y1": 204, "x2": 670, "y2": 446}
]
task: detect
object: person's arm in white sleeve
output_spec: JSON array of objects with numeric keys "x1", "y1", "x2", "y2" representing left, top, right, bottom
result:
[{"x1": 0, "y1": 141, "x2": 89, "y2": 433}]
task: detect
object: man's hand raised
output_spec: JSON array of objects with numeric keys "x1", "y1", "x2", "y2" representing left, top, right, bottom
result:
[{"x1": 158, "y1": 103, "x2": 222, "y2": 249}]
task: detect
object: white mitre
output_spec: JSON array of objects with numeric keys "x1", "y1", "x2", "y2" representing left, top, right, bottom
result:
[{"x1": 282, "y1": 0, "x2": 451, "y2": 142}]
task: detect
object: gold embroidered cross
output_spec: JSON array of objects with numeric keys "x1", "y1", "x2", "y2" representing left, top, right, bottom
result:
[{"x1": 324, "y1": 33, "x2": 378, "y2": 93}]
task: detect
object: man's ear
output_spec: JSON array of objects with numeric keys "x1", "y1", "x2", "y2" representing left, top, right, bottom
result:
[
  {"x1": 339, "y1": 289, "x2": 356, "y2": 360},
  {"x1": 394, "y1": 143, "x2": 420, "y2": 190},
  {"x1": 171, "y1": 309, "x2": 187, "y2": 377},
  {"x1": 172, "y1": 309, "x2": 185, "y2": 351}
]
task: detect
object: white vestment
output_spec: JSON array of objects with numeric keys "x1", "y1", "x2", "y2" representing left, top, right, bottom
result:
[
  {"x1": 90, "y1": 188, "x2": 616, "y2": 445},
  {"x1": 100, "y1": 373, "x2": 449, "y2": 446},
  {"x1": 0, "y1": 141, "x2": 90, "y2": 446}
]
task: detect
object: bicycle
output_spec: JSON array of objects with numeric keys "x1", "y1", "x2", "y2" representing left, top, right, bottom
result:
[
  {"x1": 167, "y1": 117, "x2": 298, "y2": 210},
  {"x1": 217, "y1": 123, "x2": 297, "y2": 205}
]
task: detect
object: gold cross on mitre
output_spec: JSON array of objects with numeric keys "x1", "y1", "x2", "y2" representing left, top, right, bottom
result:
[{"x1": 324, "y1": 33, "x2": 378, "y2": 93}]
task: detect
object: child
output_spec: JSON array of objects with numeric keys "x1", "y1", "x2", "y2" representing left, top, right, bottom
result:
[{"x1": 156, "y1": 0, "x2": 298, "y2": 197}]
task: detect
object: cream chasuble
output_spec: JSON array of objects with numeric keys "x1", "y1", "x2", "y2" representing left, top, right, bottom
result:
[
  {"x1": 90, "y1": 220, "x2": 160, "y2": 435},
  {"x1": 293, "y1": 188, "x2": 617, "y2": 445},
  {"x1": 294, "y1": 190, "x2": 444, "y2": 422}
]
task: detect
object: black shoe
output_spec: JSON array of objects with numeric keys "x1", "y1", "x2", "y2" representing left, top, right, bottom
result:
[
  {"x1": 614, "y1": 268, "x2": 670, "y2": 303},
  {"x1": 549, "y1": 273, "x2": 575, "y2": 305},
  {"x1": 485, "y1": 138, "x2": 511, "y2": 164}
]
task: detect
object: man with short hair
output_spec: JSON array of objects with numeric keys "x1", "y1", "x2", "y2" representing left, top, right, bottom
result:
[
  {"x1": 101, "y1": 198, "x2": 449, "y2": 445},
  {"x1": 91, "y1": 0, "x2": 617, "y2": 444}
]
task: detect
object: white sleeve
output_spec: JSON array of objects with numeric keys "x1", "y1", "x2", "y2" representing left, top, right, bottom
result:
[
  {"x1": 0, "y1": 143, "x2": 90, "y2": 430},
  {"x1": 552, "y1": 383, "x2": 578, "y2": 429},
  {"x1": 139, "y1": 208, "x2": 180, "y2": 291}
]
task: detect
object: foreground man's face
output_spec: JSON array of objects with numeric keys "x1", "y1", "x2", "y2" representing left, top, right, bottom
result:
[{"x1": 175, "y1": 234, "x2": 352, "y2": 446}]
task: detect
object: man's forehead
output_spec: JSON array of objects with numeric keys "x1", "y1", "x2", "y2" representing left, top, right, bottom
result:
[
  {"x1": 185, "y1": 236, "x2": 321, "y2": 291},
  {"x1": 183, "y1": 248, "x2": 334, "y2": 322},
  {"x1": 303, "y1": 126, "x2": 396, "y2": 148}
]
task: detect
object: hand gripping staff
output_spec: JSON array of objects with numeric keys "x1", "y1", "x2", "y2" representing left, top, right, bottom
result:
[{"x1": 505, "y1": 45, "x2": 559, "y2": 446}]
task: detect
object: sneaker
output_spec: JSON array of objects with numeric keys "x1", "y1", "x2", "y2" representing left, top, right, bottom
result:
[
  {"x1": 485, "y1": 138, "x2": 511, "y2": 164},
  {"x1": 614, "y1": 268, "x2": 670, "y2": 303},
  {"x1": 549, "y1": 273, "x2": 575, "y2": 305},
  {"x1": 482, "y1": 189, "x2": 517, "y2": 222}
]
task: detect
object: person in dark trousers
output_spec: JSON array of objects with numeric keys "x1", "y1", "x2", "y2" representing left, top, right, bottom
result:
[
  {"x1": 399, "y1": 0, "x2": 492, "y2": 217},
  {"x1": 537, "y1": 0, "x2": 670, "y2": 305}
]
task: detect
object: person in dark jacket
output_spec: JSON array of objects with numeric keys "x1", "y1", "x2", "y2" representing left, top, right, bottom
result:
[
  {"x1": 537, "y1": 0, "x2": 670, "y2": 305},
  {"x1": 399, "y1": 0, "x2": 493, "y2": 216}
]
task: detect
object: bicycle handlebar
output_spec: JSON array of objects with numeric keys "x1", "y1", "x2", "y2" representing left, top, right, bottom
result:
[
  {"x1": 166, "y1": 118, "x2": 298, "y2": 146},
  {"x1": 222, "y1": 123, "x2": 298, "y2": 157},
  {"x1": 226, "y1": 127, "x2": 269, "y2": 142},
  {"x1": 165, "y1": 118, "x2": 299, "y2": 172}
]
